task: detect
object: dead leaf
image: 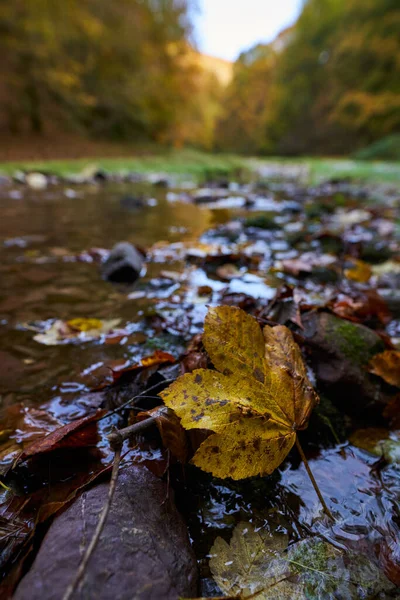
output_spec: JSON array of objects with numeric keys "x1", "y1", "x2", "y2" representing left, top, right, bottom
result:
[
  {"x1": 161, "y1": 306, "x2": 318, "y2": 480},
  {"x1": 368, "y1": 350, "x2": 400, "y2": 387},
  {"x1": 0, "y1": 405, "x2": 61, "y2": 475},
  {"x1": 33, "y1": 318, "x2": 122, "y2": 345},
  {"x1": 92, "y1": 350, "x2": 175, "y2": 390},
  {"x1": 383, "y1": 394, "x2": 400, "y2": 428},
  {"x1": 137, "y1": 406, "x2": 189, "y2": 464},
  {"x1": 209, "y1": 522, "x2": 395, "y2": 599},
  {"x1": 331, "y1": 289, "x2": 390, "y2": 325},
  {"x1": 14, "y1": 411, "x2": 105, "y2": 466},
  {"x1": 216, "y1": 264, "x2": 243, "y2": 281},
  {"x1": 279, "y1": 253, "x2": 337, "y2": 277},
  {"x1": 345, "y1": 259, "x2": 372, "y2": 283},
  {"x1": 140, "y1": 350, "x2": 175, "y2": 368},
  {"x1": 209, "y1": 522, "x2": 295, "y2": 598}
]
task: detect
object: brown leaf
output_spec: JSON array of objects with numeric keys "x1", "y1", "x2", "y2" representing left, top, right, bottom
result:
[
  {"x1": 14, "y1": 411, "x2": 106, "y2": 466},
  {"x1": 137, "y1": 406, "x2": 189, "y2": 464},
  {"x1": 0, "y1": 405, "x2": 62, "y2": 475},
  {"x1": 368, "y1": 351, "x2": 400, "y2": 387}
]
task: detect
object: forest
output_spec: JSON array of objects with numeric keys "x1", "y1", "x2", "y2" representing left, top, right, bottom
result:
[{"x1": 0, "y1": 0, "x2": 399, "y2": 157}]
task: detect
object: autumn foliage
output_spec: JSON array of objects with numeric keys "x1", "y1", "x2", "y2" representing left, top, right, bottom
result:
[
  {"x1": 0, "y1": 0, "x2": 398, "y2": 155},
  {"x1": 161, "y1": 306, "x2": 319, "y2": 480}
]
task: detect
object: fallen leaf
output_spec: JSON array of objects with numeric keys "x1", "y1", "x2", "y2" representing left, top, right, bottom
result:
[
  {"x1": 345, "y1": 259, "x2": 372, "y2": 283},
  {"x1": 14, "y1": 411, "x2": 105, "y2": 466},
  {"x1": 216, "y1": 264, "x2": 243, "y2": 281},
  {"x1": 33, "y1": 318, "x2": 122, "y2": 345},
  {"x1": 368, "y1": 350, "x2": 400, "y2": 387},
  {"x1": 161, "y1": 306, "x2": 318, "y2": 480},
  {"x1": 331, "y1": 289, "x2": 390, "y2": 325},
  {"x1": 279, "y1": 253, "x2": 337, "y2": 277},
  {"x1": 209, "y1": 522, "x2": 395, "y2": 599},
  {"x1": 372, "y1": 260, "x2": 400, "y2": 277},
  {"x1": 349, "y1": 427, "x2": 390, "y2": 455},
  {"x1": 383, "y1": 394, "x2": 400, "y2": 428},
  {"x1": 137, "y1": 406, "x2": 189, "y2": 464},
  {"x1": 66, "y1": 318, "x2": 104, "y2": 332},
  {"x1": 0, "y1": 405, "x2": 61, "y2": 475},
  {"x1": 140, "y1": 350, "x2": 175, "y2": 368},
  {"x1": 209, "y1": 522, "x2": 295, "y2": 598}
]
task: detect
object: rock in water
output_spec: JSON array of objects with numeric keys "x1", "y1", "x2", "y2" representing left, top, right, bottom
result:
[
  {"x1": 25, "y1": 172, "x2": 48, "y2": 190},
  {"x1": 302, "y1": 312, "x2": 386, "y2": 414},
  {"x1": 101, "y1": 242, "x2": 144, "y2": 284},
  {"x1": 14, "y1": 465, "x2": 198, "y2": 600}
]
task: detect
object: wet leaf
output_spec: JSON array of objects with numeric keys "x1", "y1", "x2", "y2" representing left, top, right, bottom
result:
[
  {"x1": 383, "y1": 394, "x2": 400, "y2": 428},
  {"x1": 331, "y1": 289, "x2": 390, "y2": 325},
  {"x1": 345, "y1": 259, "x2": 372, "y2": 283},
  {"x1": 66, "y1": 317, "x2": 104, "y2": 332},
  {"x1": 161, "y1": 306, "x2": 318, "y2": 480},
  {"x1": 209, "y1": 522, "x2": 296, "y2": 599},
  {"x1": 209, "y1": 522, "x2": 395, "y2": 599},
  {"x1": 33, "y1": 318, "x2": 122, "y2": 345},
  {"x1": 137, "y1": 406, "x2": 189, "y2": 464},
  {"x1": 14, "y1": 410, "x2": 105, "y2": 466},
  {"x1": 368, "y1": 350, "x2": 400, "y2": 387},
  {"x1": 216, "y1": 264, "x2": 243, "y2": 281},
  {"x1": 140, "y1": 350, "x2": 175, "y2": 368},
  {"x1": 279, "y1": 253, "x2": 337, "y2": 276},
  {"x1": 0, "y1": 405, "x2": 61, "y2": 475}
]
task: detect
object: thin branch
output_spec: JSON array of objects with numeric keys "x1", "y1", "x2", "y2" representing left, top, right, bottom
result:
[
  {"x1": 107, "y1": 416, "x2": 156, "y2": 448},
  {"x1": 98, "y1": 378, "x2": 176, "y2": 421},
  {"x1": 295, "y1": 435, "x2": 334, "y2": 521},
  {"x1": 62, "y1": 445, "x2": 122, "y2": 600}
]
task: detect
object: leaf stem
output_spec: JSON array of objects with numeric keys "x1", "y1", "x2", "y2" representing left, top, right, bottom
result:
[{"x1": 295, "y1": 435, "x2": 334, "y2": 521}]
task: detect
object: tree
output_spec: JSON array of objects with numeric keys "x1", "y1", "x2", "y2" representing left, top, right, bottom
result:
[{"x1": 215, "y1": 44, "x2": 276, "y2": 154}]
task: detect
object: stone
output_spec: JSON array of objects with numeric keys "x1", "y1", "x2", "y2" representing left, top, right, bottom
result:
[
  {"x1": 302, "y1": 312, "x2": 386, "y2": 414},
  {"x1": 14, "y1": 465, "x2": 198, "y2": 600},
  {"x1": 101, "y1": 242, "x2": 144, "y2": 284}
]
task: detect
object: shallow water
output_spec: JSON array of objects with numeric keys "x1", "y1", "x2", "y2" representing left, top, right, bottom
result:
[
  {"x1": 0, "y1": 182, "x2": 220, "y2": 413},
  {"x1": 1, "y1": 176, "x2": 399, "y2": 596}
]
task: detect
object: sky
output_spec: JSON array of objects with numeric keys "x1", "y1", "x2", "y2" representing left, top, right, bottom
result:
[{"x1": 194, "y1": 0, "x2": 303, "y2": 62}]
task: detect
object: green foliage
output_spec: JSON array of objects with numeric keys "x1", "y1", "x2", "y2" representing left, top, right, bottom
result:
[{"x1": 353, "y1": 134, "x2": 400, "y2": 161}]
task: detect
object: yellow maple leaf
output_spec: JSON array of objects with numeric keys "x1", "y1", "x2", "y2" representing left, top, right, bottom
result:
[{"x1": 161, "y1": 306, "x2": 319, "y2": 481}]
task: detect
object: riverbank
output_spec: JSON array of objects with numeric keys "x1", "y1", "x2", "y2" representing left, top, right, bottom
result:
[{"x1": 0, "y1": 147, "x2": 399, "y2": 185}]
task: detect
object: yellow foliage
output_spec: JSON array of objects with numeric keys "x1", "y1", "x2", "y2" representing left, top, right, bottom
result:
[
  {"x1": 161, "y1": 306, "x2": 318, "y2": 480},
  {"x1": 66, "y1": 318, "x2": 104, "y2": 332},
  {"x1": 345, "y1": 259, "x2": 372, "y2": 283}
]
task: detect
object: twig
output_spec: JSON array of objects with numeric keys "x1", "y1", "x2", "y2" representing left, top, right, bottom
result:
[
  {"x1": 98, "y1": 378, "x2": 176, "y2": 421},
  {"x1": 295, "y1": 435, "x2": 335, "y2": 521},
  {"x1": 62, "y1": 445, "x2": 122, "y2": 600},
  {"x1": 107, "y1": 416, "x2": 156, "y2": 448}
]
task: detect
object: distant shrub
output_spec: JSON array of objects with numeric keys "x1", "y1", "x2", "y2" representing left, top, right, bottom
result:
[{"x1": 353, "y1": 135, "x2": 400, "y2": 161}]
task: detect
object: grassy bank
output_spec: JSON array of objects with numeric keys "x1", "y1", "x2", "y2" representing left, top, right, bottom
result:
[{"x1": 0, "y1": 148, "x2": 399, "y2": 185}]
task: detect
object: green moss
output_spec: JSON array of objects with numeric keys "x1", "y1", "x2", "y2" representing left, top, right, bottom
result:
[{"x1": 325, "y1": 317, "x2": 384, "y2": 366}]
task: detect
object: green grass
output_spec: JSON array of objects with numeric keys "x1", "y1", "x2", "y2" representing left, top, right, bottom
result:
[
  {"x1": 0, "y1": 148, "x2": 399, "y2": 185},
  {"x1": 0, "y1": 149, "x2": 247, "y2": 179},
  {"x1": 353, "y1": 134, "x2": 400, "y2": 161}
]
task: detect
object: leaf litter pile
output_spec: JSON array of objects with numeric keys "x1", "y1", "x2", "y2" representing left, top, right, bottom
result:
[{"x1": 0, "y1": 172, "x2": 400, "y2": 598}]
